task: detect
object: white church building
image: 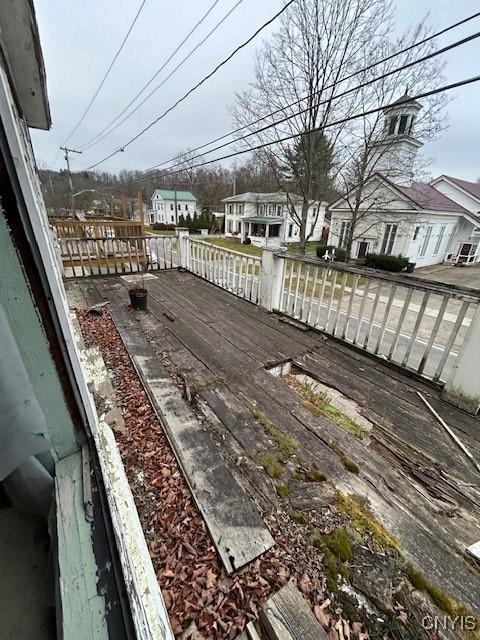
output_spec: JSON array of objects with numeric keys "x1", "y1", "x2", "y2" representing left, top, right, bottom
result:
[
  {"x1": 222, "y1": 191, "x2": 327, "y2": 248},
  {"x1": 328, "y1": 94, "x2": 480, "y2": 268}
]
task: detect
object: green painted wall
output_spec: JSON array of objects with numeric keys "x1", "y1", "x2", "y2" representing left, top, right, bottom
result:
[{"x1": 0, "y1": 213, "x2": 79, "y2": 460}]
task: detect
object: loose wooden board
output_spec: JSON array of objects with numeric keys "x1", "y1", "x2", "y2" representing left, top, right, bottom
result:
[
  {"x1": 260, "y1": 582, "x2": 328, "y2": 640},
  {"x1": 109, "y1": 301, "x2": 275, "y2": 574}
]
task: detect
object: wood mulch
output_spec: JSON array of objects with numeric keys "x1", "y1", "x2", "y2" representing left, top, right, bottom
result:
[{"x1": 77, "y1": 309, "x2": 350, "y2": 640}]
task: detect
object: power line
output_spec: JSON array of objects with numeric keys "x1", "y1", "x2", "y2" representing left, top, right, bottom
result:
[
  {"x1": 60, "y1": 0, "x2": 147, "y2": 147},
  {"x1": 138, "y1": 11, "x2": 480, "y2": 176},
  {"x1": 131, "y1": 76, "x2": 480, "y2": 181},
  {"x1": 124, "y1": 29, "x2": 480, "y2": 186},
  {"x1": 79, "y1": 0, "x2": 242, "y2": 151},
  {"x1": 85, "y1": 0, "x2": 297, "y2": 170}
]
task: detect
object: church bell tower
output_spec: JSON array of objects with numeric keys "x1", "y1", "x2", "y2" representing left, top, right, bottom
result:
[{"x1": 369, "y1": 92, "x2": 423, "y2": 186}]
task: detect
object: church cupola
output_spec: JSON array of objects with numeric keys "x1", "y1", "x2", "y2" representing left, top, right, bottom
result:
[
  {"x1": 369, "y1": 92, "x2": 423, "y2": 186},
  {"x1": 383, "y1": 91, "x2": 422, "y2": 138}
]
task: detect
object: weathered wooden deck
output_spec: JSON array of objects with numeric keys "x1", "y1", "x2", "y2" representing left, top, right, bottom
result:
[{"x1": 66, "y1": 270, "x2": 480, "y2": 615}]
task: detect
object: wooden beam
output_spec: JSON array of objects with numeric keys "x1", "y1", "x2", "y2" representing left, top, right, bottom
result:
[{"x1": 260, "y1": 582, "x2": 328, "y2": 640}]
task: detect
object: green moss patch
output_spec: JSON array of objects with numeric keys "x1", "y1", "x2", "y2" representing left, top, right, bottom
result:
[
  {"x1": 337, "y1": 493, "x2": 399, "y2": 553},
  {"x1": 253, "y1": 451, "x2": 283, "y2": 478},
  {"x1": 276, "y1": 483, "x2": 290, "y2": 498},
  {"x1": 287, "y1": 377, "x2": 370, "y2": 440},
  {"x1": 286, "y1": 509, "x2": 309, "y2": 525}
]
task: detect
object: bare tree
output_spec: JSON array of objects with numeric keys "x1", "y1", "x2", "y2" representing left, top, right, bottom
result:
[
  {"x1": 231, "y1": 0, "x2": 396, "y2": 254},
  {"x1": 231, "y1": 0, "x2": 447, "y2": 256}
]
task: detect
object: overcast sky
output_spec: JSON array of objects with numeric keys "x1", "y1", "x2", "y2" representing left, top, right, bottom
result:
[{"x1": 31, "y1": 0, "x2": 480, "y2": 182}]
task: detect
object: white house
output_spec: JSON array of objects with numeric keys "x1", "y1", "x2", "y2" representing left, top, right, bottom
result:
[
  {"x1": 222, "y1": 191, "x2": 327, "y2": 247},
  {"x1": 147, "y1": 189, "x2": 197, "y2": 225},
  {"x1": 328, "y1": 94, "x2": 480, "y2": 268}
]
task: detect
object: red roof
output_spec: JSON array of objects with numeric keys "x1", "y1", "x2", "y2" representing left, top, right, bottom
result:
[
  {"x1": 395, "y1": 181, "x2": 470, "y2": 213},
  {"x1": 442, "y1": 175, "x2": 480, "y2": 202}
]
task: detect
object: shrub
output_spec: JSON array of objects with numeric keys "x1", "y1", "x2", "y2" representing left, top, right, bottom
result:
[
  {"x1": 365, "y1": 253, "x2": 409, "y2": 272},
  {"x1": 151, "y1": 223, "x2": 175, "y2": 231},
  {"x1": 243, "y1": 237, "x2": 252, "y2": 245},
  {"x1": 316, "y1": 244, "x2": 346, "y2": 262}
]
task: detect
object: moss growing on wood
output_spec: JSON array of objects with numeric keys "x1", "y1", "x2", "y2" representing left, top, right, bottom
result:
[
  {"x1": 340, "y1": 455, "x2": 360, "y2": 474},
  {"x1": 253, "y1": 409, "x2": 298, "y2": 461},
  {"x1": 253, "y1": 451, "x2": 283, "y2": 478},
  {"x1": 276, "y1": 483, "x2": 290, "y2": 499},
  {"x1": 312, "y1": 531, "x2": 350, "y2": 593},
  {"x1": 288, "y1": 377, "x2": 370, "y2": 440},
  {"x1": 286, "y1": 509, "x2": 309, "y2": 525},
  {"x1": 336, "y1": 493, "x2": 400, "y2": 553},
  {"x1": 292, "y1": 466, "x2": 327, "y2": 482}
]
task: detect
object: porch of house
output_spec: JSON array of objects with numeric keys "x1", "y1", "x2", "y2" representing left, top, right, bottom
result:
[
  {"x1": 240, "y1": 216, "x2": 284, "y2": 247},
  {"x1": 66, "y1": 269, "x2": 480, "y2": 634}
]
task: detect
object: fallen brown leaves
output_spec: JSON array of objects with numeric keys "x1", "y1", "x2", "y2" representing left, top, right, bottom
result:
[
  {"x1": 77, "y1": 309, "x2": 369, "y2": 640},
  {"x1": 78, "y1": 310, "x2": 289, "y2": 639}
]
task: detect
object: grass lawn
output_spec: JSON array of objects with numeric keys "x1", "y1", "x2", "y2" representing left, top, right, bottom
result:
[
  {"x1": 205, "y1": 237, "x2": 263, "y2": 257},
  {"x1": 205, "y1": 237, "x2": 324, "y2": 258},
  {"x1": 144, "y1": 226, "x2": 176, "y2": 236},
  {"x1": 287, "y1": 241, "x2": 323, "y2": 256}
]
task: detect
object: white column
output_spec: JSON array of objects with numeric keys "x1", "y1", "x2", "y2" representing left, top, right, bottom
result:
[
  {"x1": 442, "y1": 304, "x2": 480, "y2": 414},
  {"x1": 175, "y1": 227, "x2": 190, "y2": 269},
  {"x1": 259, "y1": 248, "x2": 286, "y2": 312}
]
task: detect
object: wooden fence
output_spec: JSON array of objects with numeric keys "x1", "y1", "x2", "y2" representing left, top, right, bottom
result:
[
  {"x1": 58, "y1": 236, "x2": 176, "y2": 276},
  {"x1": 50, "y1": 217, "x2": 144, "y2": 240}
]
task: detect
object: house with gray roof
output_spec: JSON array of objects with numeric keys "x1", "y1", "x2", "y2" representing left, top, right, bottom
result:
[
  {"x1": 328, "y1": 95, "x2": 480, "y2": 268},
  {"x1": 222, "y1": 191, "x2": 327, "y2": 247},
  {"x1": 147, "y1": 189, "x2": 197, "y2": 225}
]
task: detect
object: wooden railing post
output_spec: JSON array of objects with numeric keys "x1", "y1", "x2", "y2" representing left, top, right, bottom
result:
[
  {"x1": 259, "y1": 248, "x2": 285, "y2": 312},
  {"x1": 176, "y1": 227, "x2": 190, "y2": 269},
  {"x1": 442, "y1": 304, "x2": 480, "y2": 414}
]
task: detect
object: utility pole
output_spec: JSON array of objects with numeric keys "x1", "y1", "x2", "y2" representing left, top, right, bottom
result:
[{"x1": 60, "y1": 146, "x2": 81, "y2": 216}]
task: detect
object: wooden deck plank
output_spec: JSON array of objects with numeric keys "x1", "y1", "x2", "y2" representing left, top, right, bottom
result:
[
  {"x1": 156, "y1": 271, "x2": 314, "y2": 362},
  {"x1": 106, "y1": 296, "x2": 275, "y2": 574},
  {"x1": 260, "y1": 582, "x2": 328, "y2": 640}
]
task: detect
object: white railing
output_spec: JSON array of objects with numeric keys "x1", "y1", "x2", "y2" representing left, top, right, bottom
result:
[
  {"x1": 57, "y1": 236, "x2": 176, "y2": 277},
  {"x1": 274, "y1": 255, "x2": 479, "y2": 383},
  {"x1": 186, "y1": 237, "x2": 262, "y2": 304}
]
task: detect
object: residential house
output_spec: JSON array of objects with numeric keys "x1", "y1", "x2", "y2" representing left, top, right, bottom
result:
[
  {"x1": 147, "y1": 189, "x2": 197, "y2": 225},
  {"x1": 222, "y1": 191, "x2": 327, "y2": 247},
  {"x1": 328, "y1": 94, "x2": 480, "y2": 268}
]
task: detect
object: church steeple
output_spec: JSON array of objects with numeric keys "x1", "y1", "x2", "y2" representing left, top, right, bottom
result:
[{"x1": 369, "y1": 92, "x2": 423, "y2": 186}]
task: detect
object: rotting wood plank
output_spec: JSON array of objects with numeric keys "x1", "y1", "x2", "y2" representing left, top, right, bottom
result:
[
  {"x1": 260, "y1": 581, "x2": 328, "y2": 640},
  {"x1": 158, "y1": 271, "x2": 314, "y2": 362},
  {"x1": 293, "y1": 350, "x2": 480, "y2": 483},
  {"x1": 158, "y1": 270, "x2": 318, "y2": 349},
  {"x1": 108, "y1": 299, "x2": 275, "y2": 574},
  {"x1": 55, "y1": 452, "x2": 109, "y2": 640},
  {"x1": 146, "y1": 280, "x2": 274, "y2": 366}
]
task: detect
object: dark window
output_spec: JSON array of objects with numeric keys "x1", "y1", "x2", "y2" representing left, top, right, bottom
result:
[
  {"x1": 398, "y1": 115, "x2": 408, "y2": 134},
  {"x1": 288, "y1": 223, "x2": 293, "y2": 238},
  {"x1": 268, "y1": 225, "x2": 280, "y2": 238},
  {"x1": 413, "y1": 226, "x2": 420, "y2": 241},
  {"x1": 381, "y1": 224, "x2": 398, "y2": 255},
  {"x1": 388, "y1": 116, "x2": 398, "y2": 135}
]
